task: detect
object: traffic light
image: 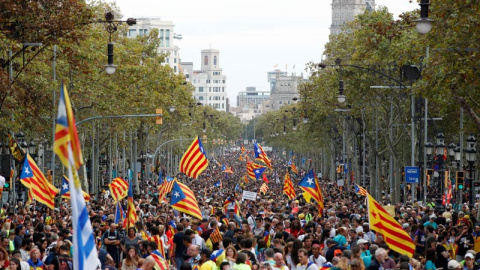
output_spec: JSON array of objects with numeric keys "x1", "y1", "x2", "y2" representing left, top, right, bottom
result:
[
  {"x1": 47, "y1": 170, "x2": 53, "y2": 184},
  {"x1": 156, "y1": 108, "x2": 163, "y2": 125},
  {"x1": 457, "y1": 171, "x2": 465, "y2": 190},
  {"x1": 426, "y1": 169, "x2": 433, "y2": 186}
]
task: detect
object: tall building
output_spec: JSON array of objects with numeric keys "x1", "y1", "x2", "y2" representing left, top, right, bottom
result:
[
  {"x1": 268, "y1": 71, "x2": 305, "y2": 111},
  {"x1": 186, "y1": 49, "x2": 228, "y2": 112},
  {"x1": 237, "y1": 87, "x2": 270, "y2": 109},
  {"x1": 330, "y1": 0, "x2": 375, "y2": 35},
  {"x1": 127, "y1": 18, "x2": 181, "y2": 73}
]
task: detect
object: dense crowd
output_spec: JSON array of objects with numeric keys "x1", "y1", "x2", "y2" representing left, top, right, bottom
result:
[{"x1": 0, "y1": 150, "x2": 479, "y2": 270}]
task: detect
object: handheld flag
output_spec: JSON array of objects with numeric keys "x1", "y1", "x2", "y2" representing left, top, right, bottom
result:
[
  {"x1": 283, "y1": 172, "x2": 296, "y2": 199},
  {"x1": 254, "y1": 143, "x2": 272, "y2": 169},
  {"x1": 150, "y1": 250, "x2": 169, "y2": 270},
  {"x1": 179, "y1": 136, "x2": 209, "y2": 179},
  {"x1": 288, "y1": 160, "x2": 298, "y2": 174},
  {"x1": 367, "y1": 193, "x2": 415, "y2": 257},
  {"x1": 158, "y1": 177, "x2": 175, "y2": 203},
  {"x1": 108, "y1": 177, "x2": 129, "y2": 202},
  {"x1": 209, "y1": 226, "x2": 223, "y2": 244},
  {"x1": 262, "y1": 173, "x2": 269, "y2": 183},
  {"x1": 253, "y1": 167, "x2": 267, "y2": 180},
  {"x1": 247, "y1": 162, "x2": 265, "y2": 180},
  {"x1": 214, "y1": 180, "x2": 221, "y2": 188},
  {"x1": 259, "y1": 183, "x2": 269, "y2": 195},
  {"x1": 124, "y1": 179, "x2": 138, "y2": 229},
  {"x1": 263, "y1": 230, "x2": 272, "y2": 247},
  {"x1": 210, "y1": 249, "x2": 226, "y2": 267},
  {"x1": 20, "y1": 154, "x2": 58, "y2": 209},
  {"x1": 170, "y1": 180, "x2": 202, "y2": 220},
  {"x1": 298, "y1": 169, "x2": 324, "y2": 216},
  {"x1": 241, "y1": 144, "x2": 246, "y2": 153},
  {"x1": 114, "y1": 201, "x2": 125, "y2": 225},
  {"x1": 61, "y1": 176, "x2": 90, "y2": 202},
  {"x1": 54, "y1": 83, "x2": 98, "y2": 269},
  {"x1": 355, "y1": 184, "x2": 367, "y2": 196}
]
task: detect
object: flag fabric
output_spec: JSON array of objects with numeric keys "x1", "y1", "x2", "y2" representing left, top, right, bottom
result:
[
  {"x1": 247, "y1": 162, "x2": 265, "y2": 180},
  {"x1": 259, "y1": 183, "x2": 269, "y2": 195},
  {"x1": 241, "y1": 144, "x2": 246, "y2": 153},
  {"x1": 179, "y1": 136, "x2": 209, "y2": 179},
  {"x1": 210, "y1": 249, "x2": 226, "y2": 267},
  {"x1": 108, "y1": 177, "x2": 129, "y2": 202},
  {"x1": 148, "y1": 235, "x2": 165, "y2": 259},
  {"x1": 238, "y1": 155, "x2": 243, "y2": 161},
  {"x1": 288, "y1": 160, "x2": 298, "y2": 174},
  {"x1": 158, "y1": 177, "x2": 175, "y2": 203},
  {"x1": 20, "y1": 154, "x2": 58, "y2": 209},
  {"x1": 114, "y1": 201, "x2": 125, "y2": 225},
  {"x1": 354, "y1": 184, "x2": 367, "y2": 196},
  {"x1": 150, "y1": 250, "x2": 168, "y2": 270},
  {"x1": 223, "y1": 197, "x2": 241, "y2": 217},
  {"x1": 222, "y1": 166, "x2": 233, "y2": 174},
  {"x1": 254, "y1": 143, "x2": 272, "y2": 169},
  {"x1": 124, "y1": 179, "x2": 138, "y2": 229},
  {"x1": 262, "y1": 173, "x2": 269, "y2": 183},
  {"x1": 209, "y1": 226, "x2": 223, "y2": 244},
  {"x1": 263, "y1": 230, "x2": 272, "y2": 247},
  {"x1": 283, "y1": 172, "x2": 296, "y2": 199},
  {"x1": 367, "y1": 193, "x2": 415, "y2": 257},
  {"x1": 243, "y1": 175, "x2": 249, "y2": 184},
  {"x1": 253, "y1": 166, "x2": 267, "y2": 180},
  {"x1": 60, "y1": 176, "x2": 90, "y2": 202},
  {"x1": 214, "y1": 180, "x2": 221, "y2": 188},
  {"x1": 54, "y1": 83, "x2": 97, "y2": 269},
  {"x1": 298, "y1": 169, "x2": 324, "y2": 216},
  {"x1": 170, "y1": 180, "x2": 202, "y2": 220},
  {"x1": 54, "y1": 83, "x2": 83, "y2": 169}
]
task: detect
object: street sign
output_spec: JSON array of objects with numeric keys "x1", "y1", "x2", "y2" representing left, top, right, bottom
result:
[{"x1": 405, "y1": 166, "x2": 420, "y2": 183}]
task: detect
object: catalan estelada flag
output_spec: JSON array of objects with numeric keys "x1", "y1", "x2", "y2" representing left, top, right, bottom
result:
[
  {"x1": 158, "y1": 177, "x2": 175, "y2": 203},
  {"x1": 254, "y1": 142, "x2": 272, "y2": 169},
  {"x1": 241, "y1": 144, "x2": 246, "y2": 153},
  {"x1": 367, "y1": 193, "x2": 415, "y2": 257},
  {"x1": 150, "y1": 250, "x2": 168, "y2": 270},
  {"x1": 108, "y1": 177, "x2": 129, "y2": 202},
  {"x1": 124, "y1": 179, "x2": 138, "y2": 229},
  {"x1": 223, "y1": 197, "x2": 241, "y2": 217},
  {"x1": 170, "y1": 180, "x2": 202, "y2": 220},
  {"x1": 298, "y1": 169, "x2": 324, "y2": 216},
  {"x1": 60, "y1": 176, "x2": 90, "y2": 202},
  {"x1": 283, "y1": 172, "x2": 296, "y2": 199},
  {"x1": 263, "y1": 230, "x2": 272, "y2": 247},
  {"x1": 20, "y1": 154, "x2": 58, "y2": 209},
  {"x1": 148, "y1": 235, "x2": 165, "y2": 259},
  {"x1": 288, "y1": 159, "x2": 298, "y2": 174},
  {"x1": 179, "y1": 136, "x2": 208, "y2": 179},
  {"x1": 247, "y1": 162, "x2": 265, "y2": 180},
  {"x1": 54, "y1": 83, "x2": 83, "y2": 169},
  {"x1": 355, "y1": 183, "x2": 367, "y2": 196},
  {"x1": 253, "y1": 166, "x2": 267, "y2": 180}
]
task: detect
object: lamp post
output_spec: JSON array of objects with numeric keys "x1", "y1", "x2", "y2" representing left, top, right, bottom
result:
[
  {"x1": 415, "y1": 0, "x2": 434, "y2": 34},
  {"x1": 466, "y1": 134, "x2": 477, "y2": 207},
  {"x1": 434, "y1": 133, "x2": 446, "y2": 211}
]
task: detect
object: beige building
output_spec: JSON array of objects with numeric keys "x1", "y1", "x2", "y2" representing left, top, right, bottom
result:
[
  {"x1": 330, "y1": 0, "x2": 376, "y2": 35},
  {"x1": 127, "y1": 18, "x2": 181, "y2": 73}
]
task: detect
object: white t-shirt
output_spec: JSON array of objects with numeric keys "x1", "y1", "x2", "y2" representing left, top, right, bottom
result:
[
  {"x1": 273, "y1": 265, "x2": 290, "y2": 270},
  {"x1": 297, "y1": 262, "x2": 319, "y2": 270},
  {"x1": 309, "y1": 255, "x2": 326, "y2": 267}
]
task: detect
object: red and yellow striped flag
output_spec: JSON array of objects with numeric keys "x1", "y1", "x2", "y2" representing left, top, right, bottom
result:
[
  {"x1": 179, "y1": 136, "x2": 209, "y2": 179},
  {"x1": 259, "y1": 183, "x2": 269, "y2": 195},
  {"x1": 20, "y1": 154, "x2": 58, "y2": 209},
  {"x1": 367, "y1": 193, "x2": 415, "y2": 257},
  {"x1": 209, "y1": 226, "x2": 222, "y2": 244},
  {"x1": 247, "y1": 162, "x2": 264, "y2": 180},
  {"x1": 108, "y1": 177, "x2": 128, "y2": 202},
  {"x1": 149, "y1": 235, "x2": 165, "y2": 258},
  {"x1": 283, "y1": 172, "x2": 296, "y2": 199},
  {"x1": 170, "y1": 180, "x2": 202, "y2": 220}
]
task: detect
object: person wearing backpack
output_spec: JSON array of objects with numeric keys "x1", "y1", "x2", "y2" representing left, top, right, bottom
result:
[{"x1": 52, "y1": 245, "x2": 73, "y2": 270}]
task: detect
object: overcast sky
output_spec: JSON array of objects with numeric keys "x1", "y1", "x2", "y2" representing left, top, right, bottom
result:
[{"x1": 112, "y1": 0, "x2": 418, "y2": 105}]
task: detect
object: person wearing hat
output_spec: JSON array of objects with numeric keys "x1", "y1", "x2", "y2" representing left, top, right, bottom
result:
[
  {"x1": 463, "y1": 253, "x2": 479, "y2": 270},
  {"x1": 448, "y1": 260, "x2": 462, "y2": 270},
  {"x1": 424, "y1": 215, "x2": 438, "y2": 230}
]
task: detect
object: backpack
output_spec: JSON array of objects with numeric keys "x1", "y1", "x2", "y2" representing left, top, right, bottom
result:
[{"x1": 57, "y1": 255, "x2": 74, "y2": 270}]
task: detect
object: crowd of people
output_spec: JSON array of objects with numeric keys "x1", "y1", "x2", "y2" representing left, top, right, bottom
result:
[{"x1": 0, "y1": 150, "x2": 478, "y2": 270}]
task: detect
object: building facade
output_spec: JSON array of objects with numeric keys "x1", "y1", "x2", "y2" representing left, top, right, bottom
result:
[
  {"x1": 330, "y1": 0, "x2": 375, "y2": 35},
  {"x1": 186, "y1": 49, "x2": 228, "y2": 112},
  {"x1": 268, "y1": 71, "x2": 304, "y2": 111},
  {"x1": 127, "y1": 18, "x2": 181, "y2": 73}
]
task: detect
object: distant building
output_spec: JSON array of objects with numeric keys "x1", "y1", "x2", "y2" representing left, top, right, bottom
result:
[
  {"x1": 127, "y1": 18, "x2": 181, "y2": 73},
  {"x1": 185, "y1": 49, "x2": 228, "y2": 112},
  {"x1": 330, "y1": 0, "x2": 375, "y2": 35},
  {"x1": 268, "y1": 71, "x2": 305, "y2": 111},
  {"x1": 237, "y1": 87, "x2": 270, "y2": 109}
]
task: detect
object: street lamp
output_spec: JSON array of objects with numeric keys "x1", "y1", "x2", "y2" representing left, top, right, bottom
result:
[
  {"x1": 434, "y1": 133, "x2": 446, "y2": 211},
  {"x1": 338, "y1": 80, "x2": 346, "y2": 103},
  {"x1": 168, "y1": 105, "x2": 176, "y2": 113},
  {"x1": 28, "y1": 141, "x2": 36, "y2": 155},
  {"x1": 424, "y1": 141, "x2": 434, "y2": 156},
  {"x1": 415, "y1": 0, "x2": 434, "y2": 34},
  {"x1": 466, "y1": 134, "x2": 477, "y2": 207}
]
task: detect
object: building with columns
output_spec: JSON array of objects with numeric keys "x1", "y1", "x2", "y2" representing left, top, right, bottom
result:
[{"x1": 330, "y1": 0, "x2": 375, "y2": 35}]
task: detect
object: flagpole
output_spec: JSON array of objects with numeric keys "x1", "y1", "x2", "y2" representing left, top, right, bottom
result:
[{"x1": 51, "y1": 45, "x2": 57, "y2": 189}]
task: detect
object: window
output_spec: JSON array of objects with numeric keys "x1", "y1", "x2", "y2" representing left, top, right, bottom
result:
[
  {"x1": 222, "y1": 80, "x2": 226, "y2": 83},
  {"x1": 186, "y1": 74, "x2": 189, "y2": 79},
  {"x1": 199, "y1": 96, "x2": 204, "y2": 100},
  {"x1": 209, "y1": 96, "x2": 212, "y2": 100},
  {"x1": 174, "y1": 58, "x2": 177, "y2": 63},
  {"x1": 174, "y1": 66, "x2": 177, "y2": 72},
  {"x1": 139, "y1": 29, "x2": 144, "y2": 36},
  {"x1": 206, "y1": 79, "x2": 211, "y2": 83},
  {"x1": 144, "y1": 29, "x2": 148, "y2": 35},
  {"x1": 165, "y1": 30, "x2": 170, "y2": 47},
  {"x1": 214, "y1": 56, "x2": 217, "y2": 65},
  {"x1": 209, "y1": 87, "x2": 212, "y2": 92},
  {"x1": 198, "y1": 87, "x2": 204, "y2": 92},
  {"x1": 222, "y1": 87, "x2": 225, "y2": 92},
  {"x1": 222, "y1": 103, "x2": 224, "y2": 109},
  {"x1": 222, "y1": 96, "x2": 225, "y2": 100},
  {"x1": 204, "y1": 56, "x2": 208, "y2": 65},
  {"x1": 159, "y1": 30, "x2": 164, "y2": 47},
  {"x1": 129, "y1": 29, "x2": 137, "y2": 37}
]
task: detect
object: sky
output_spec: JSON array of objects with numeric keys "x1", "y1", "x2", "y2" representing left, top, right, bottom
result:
[{"x1": 111, "y1": 0, "x2": 418, "y2": 105}]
